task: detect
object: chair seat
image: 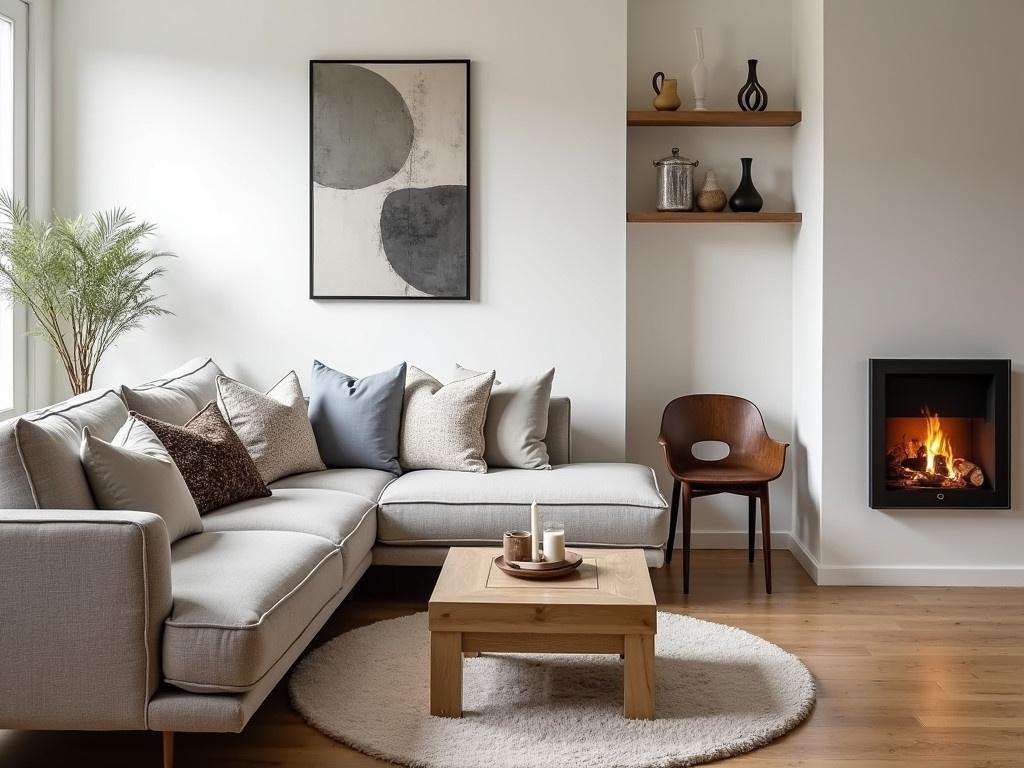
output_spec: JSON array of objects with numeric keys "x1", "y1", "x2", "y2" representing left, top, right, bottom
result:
[{"x1": 674, "y1": 464, "x2": 777, "y2": 485}]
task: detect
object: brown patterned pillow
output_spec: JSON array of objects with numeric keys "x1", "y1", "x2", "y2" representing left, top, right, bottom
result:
[{"x1": 134, "y1": 403, "x2": 271, "y2": 513}]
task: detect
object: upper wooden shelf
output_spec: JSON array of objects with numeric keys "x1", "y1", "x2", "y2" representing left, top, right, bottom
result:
[
  {"x1": 627, "y1": 211, "x2": 802, "y2": 223},
  {"x1": 627, "y1": 110, "x2": 802, "y2": 127}
]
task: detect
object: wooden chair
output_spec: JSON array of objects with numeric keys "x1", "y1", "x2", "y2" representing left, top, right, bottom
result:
[{"x1": 658, "y1": 394, "x2": 788, "y2": 594}]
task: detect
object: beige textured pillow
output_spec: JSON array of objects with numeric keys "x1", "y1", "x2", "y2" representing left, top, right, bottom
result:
[
  {"x1": 454, "y1": 364, "x2": 554, "y2": 469},
  {"x1": 80, "y1": 417, "x2": 202, "y2": 543},
  {"x1": 216, "y1": 371, "x2": 325, "y2": 484},
  {"x1": 400, "y1": 366, "x2": 495, "y2": 473}
]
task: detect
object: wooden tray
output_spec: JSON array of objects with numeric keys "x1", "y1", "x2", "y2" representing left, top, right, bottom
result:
[{"x1": 494, "y1": 551, "x2": 583, "y2": 580}]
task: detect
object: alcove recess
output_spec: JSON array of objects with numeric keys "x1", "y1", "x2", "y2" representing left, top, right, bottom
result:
[{"x1": 626, "y1": 110, "x2": 802, "y2": 223}]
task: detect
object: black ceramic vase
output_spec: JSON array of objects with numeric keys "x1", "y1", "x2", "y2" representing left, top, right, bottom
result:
[
  {"x1": 737, "y1": 59, "x2": 768, "y2": 112},
  {"x1": 729, "y1": 157, "x2": 763, "y2": 212}
]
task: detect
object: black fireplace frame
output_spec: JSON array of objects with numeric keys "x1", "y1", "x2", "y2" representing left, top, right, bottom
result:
[{"x1": 869, "y1": 358, "x2": 1011, "y2": 509}]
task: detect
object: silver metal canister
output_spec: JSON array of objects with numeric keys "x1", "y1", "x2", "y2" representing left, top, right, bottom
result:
[{"x1": 654, "y1": 148, "x2": 698, "y2": 211}]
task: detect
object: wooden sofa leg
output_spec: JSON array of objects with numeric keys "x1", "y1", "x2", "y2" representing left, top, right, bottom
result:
[{"x1": 162, "y1": 731, "x2": 174, "y2": 768}]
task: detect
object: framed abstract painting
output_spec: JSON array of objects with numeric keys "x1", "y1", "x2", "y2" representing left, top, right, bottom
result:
[{"x1": 309, "y1": 59, "x2": 470, "y2": 300}]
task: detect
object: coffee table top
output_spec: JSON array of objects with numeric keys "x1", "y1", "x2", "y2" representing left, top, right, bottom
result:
[{"x1": 429, "y1": 548, "x2": 656, "y2": 636}]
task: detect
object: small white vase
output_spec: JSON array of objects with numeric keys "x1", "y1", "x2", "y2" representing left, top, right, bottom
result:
[{"x1": 691, "y1": 27, "x2": 708, "y2": 111}]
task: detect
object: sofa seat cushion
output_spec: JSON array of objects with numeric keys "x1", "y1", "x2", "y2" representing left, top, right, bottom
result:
[
  {"x1": 201, "y1": 488, "x2": 376, "y2": 581},
  {"x1": 377, "y1": 463, "x2": 669, "y2": 548},
  {"x1": 269, "y1": 468, "x2": 396, "y2": 503},
  {"x1": 164, "y1": 530, "x2": 342, "y2": 693}
]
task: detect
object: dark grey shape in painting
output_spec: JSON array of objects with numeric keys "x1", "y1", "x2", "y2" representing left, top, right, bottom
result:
[
  {"x1": 312, "y1": 64, "x2": 414, "y2": 190},
  {"x1": 381, "y1": 185, "x2": 468, "y2": 297}
]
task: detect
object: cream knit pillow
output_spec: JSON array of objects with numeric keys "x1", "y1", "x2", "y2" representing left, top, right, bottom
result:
[
  {"x1": 216, "y1": 371, "x2": 325, "y2": 484},
  {"x1": 399, "y1": 366, "x2": 495, "y2": 473}
]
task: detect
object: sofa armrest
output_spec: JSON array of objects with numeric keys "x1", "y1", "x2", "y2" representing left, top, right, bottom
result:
[{"x1": 0, "y1": 510, "x2": 172, "y2": 730}]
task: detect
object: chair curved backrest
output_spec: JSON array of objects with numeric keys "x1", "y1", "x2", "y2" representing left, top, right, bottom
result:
[{"x1": 659, "y1": 394, "x2": 787, "y2": 478}]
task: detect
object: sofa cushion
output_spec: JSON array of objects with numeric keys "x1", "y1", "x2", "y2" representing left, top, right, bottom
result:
[
  {"x1": 309, "y1": 360, "x2": 407, "y2": 474},
  {"x1": 400, "y1": 366, "x2": 494, "y2": 473},
  {"x1": 269, "y1": 467, "x2": 396, "y2": 503},
  {"x1": 136, "y1": 404, "x2": 271, "y2": 513},
  {"x1": 80, "y1": 418, "x2": 202, "y2": 543},
  {"x1": 216, "y1": 371, "x2": 325, "y2": 483},
  {"x1": 201, "y1": 488, "x2": 376, "y2": 582},
  {"x1": 121, "y1": 357, "x2": 223, "y2": 425},
  {"x1": 377, "y1": 463, "x2": 668, "y2": 547},
  {"x1": 454, "y1": 364, "x2": 555, "y2": 470},
  {"x1": 164, "y1": 530, "x2": 342, "y2": 693},
  {"x1": 14, "y1": 389, "x2": 129, "y2": 509}
]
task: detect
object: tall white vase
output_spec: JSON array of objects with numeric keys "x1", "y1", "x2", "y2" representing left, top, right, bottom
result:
[{"x1": 691, "y1": 27, "x2": 708, "y2": 111}]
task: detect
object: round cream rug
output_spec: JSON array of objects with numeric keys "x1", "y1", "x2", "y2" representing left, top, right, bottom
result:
[{"x1": 289, "y1": 612, "x2": 815, "y2": 768}]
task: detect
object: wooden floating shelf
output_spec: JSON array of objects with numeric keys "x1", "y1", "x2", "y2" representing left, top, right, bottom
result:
[
  {"x1": 627, "y1": 110, "x2": 801, "y2": 127},
  {"x1": 627, "y1": 211, "x2": 803, "y2": 223}
]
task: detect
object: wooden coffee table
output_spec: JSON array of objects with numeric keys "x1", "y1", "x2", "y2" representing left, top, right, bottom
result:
[{"x1": 428, "y1": 547, "x2": 657, "y2": 719}]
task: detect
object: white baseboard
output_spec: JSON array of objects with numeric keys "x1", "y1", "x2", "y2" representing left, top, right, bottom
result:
[
  {"x1": 674, "y1": 531, "x2": 1024, "y2": 586},
  {"x1": 676, "y1": 530, "x2": 792, "y2": 550},
  {"x1": 786, "y1": 534, "x2": 821, "y2": 583},
  {"x1": 812, "y1": 565, "x2": 1024, "y2": 587}
]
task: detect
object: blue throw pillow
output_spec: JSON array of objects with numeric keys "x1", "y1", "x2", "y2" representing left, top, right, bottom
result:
[{"x1": 309, "y1": 361, "x2": 406, "y2": 474}]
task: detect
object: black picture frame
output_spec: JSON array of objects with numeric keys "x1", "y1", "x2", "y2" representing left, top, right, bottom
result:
[{"x1": 308, "y1": 59, "x2": 471, "y2": 300}]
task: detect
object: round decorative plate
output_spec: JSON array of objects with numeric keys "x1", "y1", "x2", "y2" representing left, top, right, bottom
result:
[{"x1": 494, "y1": 551, "x2": 583, "y2": 579}]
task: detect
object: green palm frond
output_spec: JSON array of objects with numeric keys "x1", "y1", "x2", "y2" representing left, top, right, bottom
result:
[{"x1": 0, "y1": 191, "x2": 174, "y2": 395}]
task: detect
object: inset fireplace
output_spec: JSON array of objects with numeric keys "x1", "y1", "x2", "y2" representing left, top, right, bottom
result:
[{"x1": 869, "y1": 359, "x2": 1010, "y2": 509}]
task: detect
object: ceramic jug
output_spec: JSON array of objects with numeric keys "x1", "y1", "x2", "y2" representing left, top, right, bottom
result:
[{"x1": 652, "y1": 72, "x2": 682, "y2": 111}]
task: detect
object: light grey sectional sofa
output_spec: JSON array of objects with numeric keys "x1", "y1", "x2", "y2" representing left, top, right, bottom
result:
[{"x1": 0, "y1": 358, "x2": 667, "y2": 764}]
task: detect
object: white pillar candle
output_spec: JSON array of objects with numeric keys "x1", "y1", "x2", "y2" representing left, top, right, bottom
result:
[
  {"x1": 530, "y1": 501, "x2": 541, "y2": 562},
  {"x1": 543, "y1": 527, "x2": 566, "y2": 563}
]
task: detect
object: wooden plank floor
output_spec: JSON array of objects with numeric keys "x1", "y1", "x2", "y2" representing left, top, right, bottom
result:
[{"x1": 3, "y1": 549, "x2": 1024, "y2": 767}]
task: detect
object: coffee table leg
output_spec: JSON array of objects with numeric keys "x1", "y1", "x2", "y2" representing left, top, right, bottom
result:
[
  {"x1": 623, "y1": 634, "x2": 655, "y2": 719},
  {"x1": 430, "y1": 631, "x2": 463, "y2": 717}
]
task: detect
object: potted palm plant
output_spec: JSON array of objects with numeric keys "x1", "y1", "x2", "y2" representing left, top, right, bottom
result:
[{"x1": 0, "y1": 191, "x2": 172, "y2": 395}]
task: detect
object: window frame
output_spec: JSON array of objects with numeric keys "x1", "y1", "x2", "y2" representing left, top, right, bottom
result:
[{"x1": 0, "y1": 0, "x2": 28, "y2": 421}]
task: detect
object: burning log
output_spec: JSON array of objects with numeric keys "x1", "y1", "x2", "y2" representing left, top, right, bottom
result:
[{"x1": 953, "y1": 458, "x2": 985, "y2": 487}]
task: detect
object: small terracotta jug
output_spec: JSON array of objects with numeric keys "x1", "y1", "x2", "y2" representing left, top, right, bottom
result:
[{"x1": 652, "y1": 72, "x2": 682, "y2": 111}]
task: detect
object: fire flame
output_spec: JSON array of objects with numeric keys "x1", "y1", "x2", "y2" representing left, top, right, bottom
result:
[{"x1": 923, "y1": 408, "x2": 955, "y2": 478}]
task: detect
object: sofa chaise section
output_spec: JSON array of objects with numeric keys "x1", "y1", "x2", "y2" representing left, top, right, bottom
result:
[{"x1": 374, "y1": 463, "x2": 670, "y2": 567}]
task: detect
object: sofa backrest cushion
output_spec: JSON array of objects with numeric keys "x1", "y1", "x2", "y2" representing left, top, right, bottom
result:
[
  {"x1": 14, "y1": 389, "x2": 130, "y2": 509},
  {"x1": 0, "y1": 416, "x2": 34, "y2": 508},
  {"x1": 121, "y1": 357, "x2": 223, "y2": 425},
  {"x1": 546, "y1": 396, "x2": 571, "y2": 465}
]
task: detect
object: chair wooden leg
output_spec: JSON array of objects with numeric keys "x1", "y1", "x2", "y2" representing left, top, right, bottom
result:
[
  {"x1": 748, "y1": 496, "x2": 756, "y2": 563},
  {"x1": 759, "y1": 484, "x2": 772, "y2": 594},
  {"x1": 162, "y1": 731, "x2": 174, "y2": 768},
  {"x1": 681, "y1": 482, "x2": 693, "y2": 594},
  {"x1": 665, "y1": 479, "x2": 680, "y2": 564}
]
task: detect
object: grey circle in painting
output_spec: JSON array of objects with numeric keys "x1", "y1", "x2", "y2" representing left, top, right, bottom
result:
[
  {"x1": 381, "y1": 186, "x2": 468, "y2": 297},
  {"x1": 313, "y1": 64, "x2": 414, "y2": 190}
]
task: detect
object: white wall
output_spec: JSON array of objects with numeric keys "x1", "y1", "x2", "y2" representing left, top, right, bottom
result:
[
  {"x1": 789, "y1": 0, "x2": 823, "y2": 569},
  {"x1": 626, "y1": 0, "x2": 795, "y2": 545},
  {"x1": 51, "y1": 0, "x2": 627, "y2": 461},
  {"x1": 819, "y1": 0, "x2": 1024, "y2": 584}
]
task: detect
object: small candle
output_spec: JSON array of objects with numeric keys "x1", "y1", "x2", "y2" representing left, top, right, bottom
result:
[
  {"x1": 530, "y1": 501, "x2": 541, "y2": 562},
  {"x1": 543, "y1": 521, "x2": 566, "y2": 563}
]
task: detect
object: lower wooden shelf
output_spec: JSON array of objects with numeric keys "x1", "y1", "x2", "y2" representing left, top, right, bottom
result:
[{"x1": 627, "y1": 211, "x2": 802, "y2": 223}]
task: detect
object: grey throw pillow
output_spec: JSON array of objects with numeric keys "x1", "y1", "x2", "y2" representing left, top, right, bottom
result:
[
  {"x1": 80, "y1": 417, "x2": 202, "y2": 543},
  {"x1": 121, "y1": 357, "x2": 223, "y2": 425},
  {"x1": 400, "y1": 366, "x2": 495, "y2": 473},
  {"x1": 454, "y1": 364, "x2": 555, "y2": 469},
  {"x1": 216, "y1": 371, "x2": 326, "y2": 484},
  {"x1": 309, "y1": 361, "x2": 406, "y2": 474}
]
